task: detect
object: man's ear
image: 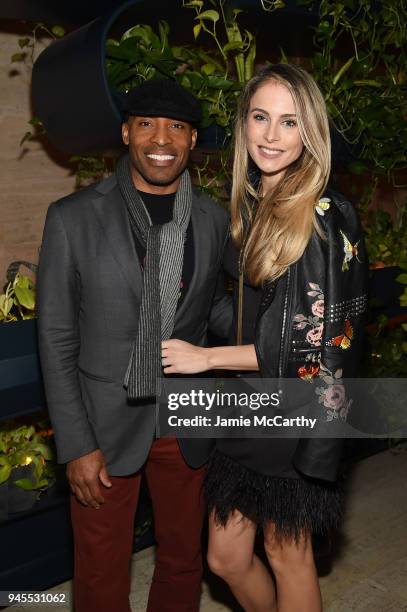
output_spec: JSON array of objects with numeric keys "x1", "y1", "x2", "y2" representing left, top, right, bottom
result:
[
  {"x1": 122, "y1": 122, "x2": 130, "y2": 146},
  {"x1": 190, "y1": 128, "x2": 198, "y2": 150}
]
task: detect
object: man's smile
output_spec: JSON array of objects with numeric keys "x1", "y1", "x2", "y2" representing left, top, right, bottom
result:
[{"x1": 146, "y1": 153, "x2": 176, "y2": 161}]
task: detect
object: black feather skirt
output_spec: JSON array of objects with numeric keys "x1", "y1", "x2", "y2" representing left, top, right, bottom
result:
[{"x1": 204, "y1": 449, "x2": 344, "y2": 541}]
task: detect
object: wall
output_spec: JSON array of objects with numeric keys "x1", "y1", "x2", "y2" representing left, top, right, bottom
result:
[{"x1": 0, "y1": 25, "x2": 75, "y2": 282}]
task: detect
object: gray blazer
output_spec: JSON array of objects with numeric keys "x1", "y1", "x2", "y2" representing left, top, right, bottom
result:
[{"x1": 37, "y1": 173, "x2": 231, "y2": 476}]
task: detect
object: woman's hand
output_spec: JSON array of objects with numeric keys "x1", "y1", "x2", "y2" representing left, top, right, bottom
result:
[{"x1": 161, "y1": 339, "x2": 210, "y2": 374}]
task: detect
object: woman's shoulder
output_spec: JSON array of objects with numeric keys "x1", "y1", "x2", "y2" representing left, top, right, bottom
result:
[{"x1": 315, "y1": 188, "x2": 363, "y2": 239}]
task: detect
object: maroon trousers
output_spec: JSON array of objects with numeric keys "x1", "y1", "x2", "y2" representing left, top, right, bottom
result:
[{"x1": 70, "y1": 438, "x2": 205, "y2": 612}]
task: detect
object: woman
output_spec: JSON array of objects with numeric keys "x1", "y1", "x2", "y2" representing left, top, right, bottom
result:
[{"x1": 162, "y1": 64, "x2": 367, "y2": 611}]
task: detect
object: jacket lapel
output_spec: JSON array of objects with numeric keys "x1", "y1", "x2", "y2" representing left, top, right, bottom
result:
[{"x1": 91, "y1": 176, "x2": 143, "y2": 301}]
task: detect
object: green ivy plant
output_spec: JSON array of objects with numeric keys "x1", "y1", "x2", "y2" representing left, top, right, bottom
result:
[
  {"x1": 297, "y1": 0, "x2": 407, "y2": 266},
  {"x1": 104, "y1": 1, "x2": 259, "y2": 201},
  {"x1": 106, "y1": 1, "x2": 257, "y2": 135},
  {"x1": 363, "y1": 210, "x2": 407, "y2": 269},
  {"x1": 299, "y1": 0, "x2": 406, "y2": 180},
  {"x1": 0, "y1": 423, "x2": 55, "y2": 491},
  {"x1": 0, "y1": 274, "x2": 36, "y2": 322}
]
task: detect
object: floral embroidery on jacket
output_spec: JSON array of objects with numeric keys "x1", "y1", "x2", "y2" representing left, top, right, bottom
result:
[
  {"x1": 315, "y1": 362, "x2": 352, "y2": 422},
  {"x1": 293, "y1": 282, "x2": 325, "y2": 380},
  {"x1": 293, "y1": 282, "x2": 324, "y2": 347}
]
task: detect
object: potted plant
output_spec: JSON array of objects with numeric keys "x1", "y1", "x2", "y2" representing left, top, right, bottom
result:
[
  {"x1": 0, "y1": 264, "x2": 36, "y2": 323},
  {"x1": 0, "y1": 262, "x2": 44, "y2": 417},
  {"x1": 0, "y1": 421, "x2": 56, "y2": 518}
]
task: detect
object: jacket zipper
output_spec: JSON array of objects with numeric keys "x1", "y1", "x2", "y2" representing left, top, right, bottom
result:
[{"x1": 278, "y1": 267, "x2": 292, "y2": 378}]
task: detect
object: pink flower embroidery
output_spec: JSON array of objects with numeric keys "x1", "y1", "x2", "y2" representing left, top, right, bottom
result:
[
  {"x1": 311, "y1": 299, "x2": 324, "y2": 318},
  {"x1": 306, "y1": 324, "x2": 323, "y2": 346},
  {"x1": 323, "y1": 385, "x2": 345, "y2": 410}
]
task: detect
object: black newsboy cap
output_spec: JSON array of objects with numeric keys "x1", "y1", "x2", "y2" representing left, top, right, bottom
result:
[{"x1": 122, "y1": 78, "x2": 202, "y2": 125}]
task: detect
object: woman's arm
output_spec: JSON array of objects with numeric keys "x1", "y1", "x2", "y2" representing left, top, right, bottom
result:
[{"x1": 161, "y1": 340, "x2": 259, "y2": 374}]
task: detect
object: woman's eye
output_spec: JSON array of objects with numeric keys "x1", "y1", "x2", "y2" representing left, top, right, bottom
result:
[
  {"x1": 253, "y1": 114, "x2": 267, "y2": 122},
  {"x1": 282, "y1": 119, "x2": 297, "y2": 128}
]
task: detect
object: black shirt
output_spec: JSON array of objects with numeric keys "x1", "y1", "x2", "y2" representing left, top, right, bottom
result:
[{"x1": 134, "y1": 190, "x2": 194, "y2": 307}]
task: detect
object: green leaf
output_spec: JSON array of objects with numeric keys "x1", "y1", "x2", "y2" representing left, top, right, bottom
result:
[
  {"x1": 158, "y1": 20, "x2": 170, "y2": 49},
  {"x1": 333, "y1": 57, "x2": 354, "y2": 85},
  {"x1": 29, "y1": 116, "x2": 43, "y2": 126},
  {"x1": 193, "y1": 23, "x2": 202, "y2": 40},
  {"x1": 51, "y1": 26, "x2": 65, "y2": 38},
  {"x1": 183, "y1": 0, "x2": 203, "y2": 7},
  {"x1": 245, "y1": 38, "x2": 256, "y2": 82},
  {"x1": 0, "y1": 294, "x2": 13, "y2": 317},
  {"x1": 201, "y1": 63, "x2": 216, "y2": 75},
  {"x1": 30, "y1": 443, "x2": 53, "y2": 460},
  {"x1": 223, "y1": 41, "x2": 245, "y2": 53},
  {"x1": 13, "y1": 478, "x2": 34, "y2": 490},
  {"x1": 14, "y1": 286, "x2": 35, "y2": 310},
  {"x1": 348, "y1": 160, "x2": 367, "y2": 175},
  {"x1": 196, "y1": 10, "x2": 219, "y2": 23},
  {"x1": 11, "y1": 53, "x2": 26, "y2": 63},
  {"x1": 395, "y1": 273, "x2": 407, "y2": 284},
  {"x1": 279, "y1": 46, "x2": 288, "y2": 64},
  {"x1": 0, "y1": 464, "x2": 11, "y2": 484},
  {"x1": 18, "y1": 38, "x2": 30, "y2": 49},
  {"x1": 354, "y1": 80, "x2": 382, "y2": 88},
  {"x1": 206, "y1": 75, "x2": 234, "y2": 89}
]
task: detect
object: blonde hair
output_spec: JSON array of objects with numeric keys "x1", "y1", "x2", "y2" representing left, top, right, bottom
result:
[{"x1": 231, "y1": 63, "x2": 331, "y2": 285}]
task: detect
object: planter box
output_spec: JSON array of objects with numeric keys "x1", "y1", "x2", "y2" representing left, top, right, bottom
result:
[
  {"x1": 7, "y1": 465, "x2": 42, "y2": 515},
  {"x1": 0, "y1": 483, "x2": 8, "y2": 522},
  {"x1": 0, "y1": 475, "x2": 153, "y2": 591},
  {"x1": 0, "y1": 319, "x2": 45, "y2": 419}
]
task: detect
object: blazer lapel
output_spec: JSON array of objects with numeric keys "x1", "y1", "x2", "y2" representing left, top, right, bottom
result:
[{"x1": 91, "y1": 177, "x2": 142, "y2": 301}]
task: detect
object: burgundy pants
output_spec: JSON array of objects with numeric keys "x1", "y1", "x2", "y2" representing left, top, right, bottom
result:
[{"x1": 70, "y1": 438, "x2": 205, "y2": 612}]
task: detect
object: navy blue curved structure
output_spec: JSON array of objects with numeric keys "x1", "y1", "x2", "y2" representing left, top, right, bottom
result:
[{"x1": 32, "y1": 1, "x2": 141, "y2": 155}]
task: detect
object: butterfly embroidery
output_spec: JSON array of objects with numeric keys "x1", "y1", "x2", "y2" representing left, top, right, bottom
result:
[
  {"x1": 340, "y1": 230, "x2": 361, "y2": 271},
  {"x1": 316, "y1": 197, "x2": 331, "y2": 216},
  {"x1": 328, "y1": 319, "x2": 354, "y2": 349}
]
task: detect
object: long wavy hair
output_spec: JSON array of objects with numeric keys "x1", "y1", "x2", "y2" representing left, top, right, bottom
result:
[{"x1": 231, "y1": 63, "x2": 331, "y2": 285}]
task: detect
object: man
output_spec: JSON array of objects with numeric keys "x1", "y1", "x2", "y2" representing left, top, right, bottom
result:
[{"x1": 37, "y1": 78, "x2": 231, "y2": 612}]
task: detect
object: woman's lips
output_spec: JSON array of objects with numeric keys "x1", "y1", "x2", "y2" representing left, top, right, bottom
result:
[{"x1": 257, "y1": 146, "x2": 285, "y2": 159}]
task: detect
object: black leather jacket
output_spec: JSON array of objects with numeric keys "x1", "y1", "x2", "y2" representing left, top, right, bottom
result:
[{"x1": 254, "y1": 190, "x2": 368, "y2": 482}]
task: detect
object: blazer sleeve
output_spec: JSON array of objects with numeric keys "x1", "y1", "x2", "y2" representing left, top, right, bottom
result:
[
  {"x1": 37, "y1": 203, "x2": 98, "y2": 464},
  {"x1": 293, "y1": 194, "x2": 368, "y2": 481}
]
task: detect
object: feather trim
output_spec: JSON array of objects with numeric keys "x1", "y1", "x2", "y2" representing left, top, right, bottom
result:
[{"x1": 204, "y1": 450, "x2": 343, "y2": 541}]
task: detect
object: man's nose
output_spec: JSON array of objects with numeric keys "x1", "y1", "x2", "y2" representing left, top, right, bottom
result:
[{"x1": 152, "y1": 121, "x2": 172, "y2": 146}]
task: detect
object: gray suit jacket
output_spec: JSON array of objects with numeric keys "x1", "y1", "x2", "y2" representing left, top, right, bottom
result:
[{"x1": 37, "y1": 173, "x2": 231, "y2": 476}]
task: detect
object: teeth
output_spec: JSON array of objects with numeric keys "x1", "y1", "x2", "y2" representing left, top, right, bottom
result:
[
  {"x1": 260, "y1": 147, "x2": 283, "y2": 153},
  {"x1": 146, "y1": 154, "x2": 175, "y2": 161}
]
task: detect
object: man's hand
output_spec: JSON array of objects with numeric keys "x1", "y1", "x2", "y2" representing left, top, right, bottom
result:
[
  {"x1": 161, "y1": 339, "x2": 210, "y2": 374},
  {"x1": 67, "y1": 449, "x2": 112, "y2": 509}
]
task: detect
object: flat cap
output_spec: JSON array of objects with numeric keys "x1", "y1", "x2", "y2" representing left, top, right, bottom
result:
[{"x1": 122, "y1": 78, "x2": 202, "y2": 125}]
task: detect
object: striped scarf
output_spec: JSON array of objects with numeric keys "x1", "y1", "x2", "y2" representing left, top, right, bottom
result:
[{"x1": 116, "y1": 154, "x2": 192, "y2": 400}]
